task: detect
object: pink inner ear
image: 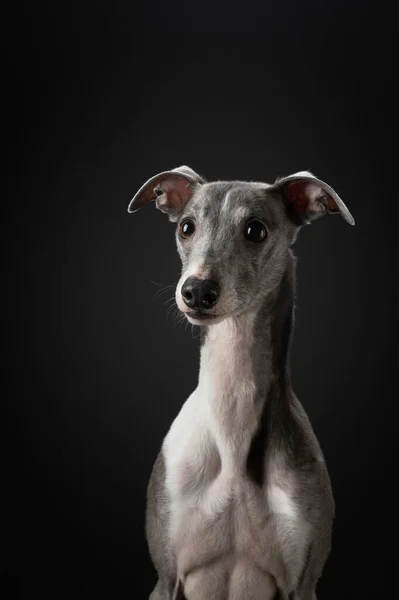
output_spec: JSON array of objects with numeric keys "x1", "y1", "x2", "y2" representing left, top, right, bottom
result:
[
  {"x1": 283, "y1": 180, "x2": 339, "y2": 216},
  {"x1": 284, "y1": 181, "x2": 310, "y2": 214},
  {"x1": 156, "y1": 176, "x2": 194, "y2": 209},
  {"x1": 326, "y1": 196, "x2": 340, "y2": 213}
]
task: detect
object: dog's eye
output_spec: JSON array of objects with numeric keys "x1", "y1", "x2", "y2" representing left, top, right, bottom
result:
[
  {"x1": 179, "y1": 219, "x2": 196, "y2": 239},
  {"x1": 245, "y1": 220, "x2": 267, "y2": 242}
]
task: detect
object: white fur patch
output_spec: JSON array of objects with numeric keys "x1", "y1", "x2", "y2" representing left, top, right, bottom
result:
[
  {"x1": 268, "y1": 484, "x2": 298, "y2": 519},
  {"x1": 221, "y1": 189, "x2": 233, "y2": 211}
]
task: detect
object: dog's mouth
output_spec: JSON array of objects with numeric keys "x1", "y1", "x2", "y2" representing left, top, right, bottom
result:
[
  {"x1": 184, "y1": 310, "x2": 223, "y2": 325},
  {"x1": 186, "y1": 310, "x2": 218, "y2": 321}
]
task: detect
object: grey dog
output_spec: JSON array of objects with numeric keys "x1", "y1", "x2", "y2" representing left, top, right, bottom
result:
[{"x1": 128, "y1": 165, "x2": 354, "y2": 600}]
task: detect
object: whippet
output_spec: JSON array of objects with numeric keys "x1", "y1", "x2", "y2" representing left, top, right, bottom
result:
[{"x1": 128, "y1": 166, "x2": 354, "y2": 600}]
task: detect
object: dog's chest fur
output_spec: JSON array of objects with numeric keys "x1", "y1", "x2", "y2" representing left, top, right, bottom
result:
[{"x1": 162, "y1": 319, "x2": 311, "y2": 592}]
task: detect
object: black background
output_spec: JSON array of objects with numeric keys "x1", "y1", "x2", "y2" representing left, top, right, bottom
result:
[{"x1": 4, "y1": 1, "x2": 398, "y2": 598}]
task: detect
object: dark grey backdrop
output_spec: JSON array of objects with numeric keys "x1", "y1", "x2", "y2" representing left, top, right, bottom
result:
[{"x1": 4, "y1": 1, "x2": 397, "y2": 598}]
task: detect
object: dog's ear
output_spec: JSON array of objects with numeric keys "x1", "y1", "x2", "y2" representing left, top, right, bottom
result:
[
  {"x1": 127, "y1": 165, "x2": 205, "y2": 222},
  {"x1": 272, "y1": 171, "x2": 355, "y2": 226}
]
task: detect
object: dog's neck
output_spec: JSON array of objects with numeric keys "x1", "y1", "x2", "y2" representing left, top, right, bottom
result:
[{"x1": 197, "y1": 252, "x2": 296, "y2": 474}]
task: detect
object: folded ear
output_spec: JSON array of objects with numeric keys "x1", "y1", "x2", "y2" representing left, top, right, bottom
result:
[
  {"x1": 127, "y1": 165, "x2": 205, "y2": 222},
  {"x1": 273, "y1": 171, "x2": 355, "y2": 226}
]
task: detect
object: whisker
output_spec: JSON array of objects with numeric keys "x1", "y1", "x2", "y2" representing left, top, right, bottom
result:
[
  {"x1": 152, "y1": 284, "x2": 175, "y2": 301},
  {"x1": 168, "y1": 305, "x2": 180, "y2": 319},
  {"x1": 149, "y1": 279, "x2": 173, "y2": 288},
  {"x1": 165, "y1": 296, "x2": 177, "y2": 306},
  {"x1": 191, "y1": 326, "x2": 202, "y2": 339}
]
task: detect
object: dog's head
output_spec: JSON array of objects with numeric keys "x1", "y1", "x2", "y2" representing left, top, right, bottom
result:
[{"x1": 129, "y1": 166, "x2": 354, "y2": 325}]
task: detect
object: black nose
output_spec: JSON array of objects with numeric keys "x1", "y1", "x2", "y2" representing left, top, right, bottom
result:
[{"x1": 181, "y1": 277, "x2": 220, "y2": 310}]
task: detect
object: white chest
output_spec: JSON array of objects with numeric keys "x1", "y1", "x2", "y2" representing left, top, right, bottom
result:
[{"x1": 162, "y1": 388, "x2": 311, "y2": 586}]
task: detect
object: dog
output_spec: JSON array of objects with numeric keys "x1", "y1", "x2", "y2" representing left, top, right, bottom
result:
[{"x1": 128, "y1": 165, "x2": 354, "y2": 599}]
